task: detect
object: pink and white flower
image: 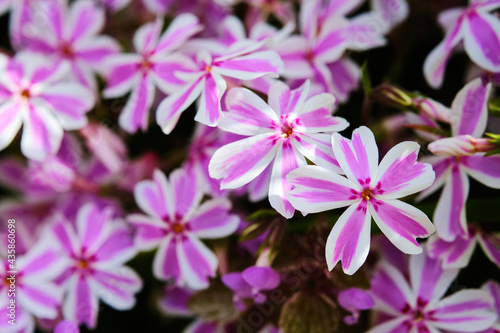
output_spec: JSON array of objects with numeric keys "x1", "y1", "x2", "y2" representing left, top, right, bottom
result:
[
  {"x1": 50, "y1": 204, "x2": 142, "y2": 328},
  {"x1": 0, "y1": 52, "x2": 95, "y2": 160},
  {"x1": 103, "y1": 14, "x2": 202, "y2": 133},
  {"x1": 368, "y1": 250, "x2": 498, "y2": 333},
  {"x1": 20, "y1": 0, "x2": 120, "y2": 90},
  {"x1": 209, "y1": 80, "x2": 349, "y2": 218},
  {"x1": 287, "y1": 126, "x2": 436, "y2": 274},
  {"x1": 480, "y1": 281, "x2": 500, "y2": 333},
  {"x1": 156, "y1": 39, "x2": 283, "y2": 134},
  {"x1": 420, "y1": 78, "x2": 500, "y2": 241},
  {"x1": 128, "y1": 168, "x2": 239, "y2": 289},
  {"x1": 427, "y1": 225, "x2": 500, "y2": 269},
  {"x1": 424, "y1": 0, "x2": 500, "y2": 88}
]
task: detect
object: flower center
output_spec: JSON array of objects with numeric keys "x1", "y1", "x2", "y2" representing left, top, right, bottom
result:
[
  {"x1": 361, "y1": 189, "x2": 372, "y2": 201},
  {"x1": 76, "y1": 259, "x2": 89, "y2": 270},
  {"x1": 171, "y1": 222, "x2": 184, "y2": 234},
  {"x1": 205, "y1": 65, "x2": 212, "y2": 72},
  {"x1": 413, "y1": 310, "x2": 426, "y2": 322},
  {"x1": 281, "y1": 123, "x2": 294, "y2": 138},
  {"x1": 60, "y1": 42, "x2": 74, "y2": 58},
  {"x1": 306, "y1": 50, "x2": 315, "y2": 63},
  {"x1": 20, "y1": 89, "x2": 30, "y2": 99}
]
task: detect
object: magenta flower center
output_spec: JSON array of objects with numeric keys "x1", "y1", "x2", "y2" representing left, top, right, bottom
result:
[{"x1": 59, "y1": 42, "x2": 74, "y2": 58}]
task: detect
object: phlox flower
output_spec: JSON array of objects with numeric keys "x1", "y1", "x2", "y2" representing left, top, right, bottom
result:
[
  {"x1": 0, "y1": 232, "x2": 67, "y2": 326},
  {"x1": 209, "y1": 80, "x2": 349, "y2": 218},
  {"x1": 20, "y1": 0, "x2": 120, "y2": 90},
  {"x1": 155, "y1": 37, "x2": 283, "y2": 134},
  {"x1": 103, "y1": 14, "x2": 202, "y2": 133},
  {"x1": 368, "y1": 250, "x2": 498, "y2": 333},
  {"x1": 424, "y1": 0, "x2": 500, "y2": 88},
  {"x1": 287, "y1": 126, "x2": 436, "y2": 275},
  {"x1": 337, "y1": 287, "x2": 375, "y2": 325},
  {"x1": 128, "y1": 168, "x2": 239, "y2": 289},
  {"x1": 0, "y1": 53, "x2": 95, "y2": 160},
  {"x1": 427, "y1": 225, "x2": 500, "y2": 269},
  {"x1": 421, "y1": 78, "x2": 500, "y2": 241},
  {"x1": 479, "y1": 281, "x2": 500, "y2": 333},
  {"x1": 50, "y1": 204, "x2": 142, "y2": 328},
  {"x1": 222, "y1": 265, "x2": 280, "y2": 310}
]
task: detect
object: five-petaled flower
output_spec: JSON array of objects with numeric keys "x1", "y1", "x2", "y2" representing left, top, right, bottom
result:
[
  {"x1": 209, "y1": 80, "x2": 349, "y2": 218},
  {"x1": 128, "y1": 168, "x2": 240, "y2": 289},
  {"x1": 287, "y1": 126, "x2": 436, "y2": 274}
]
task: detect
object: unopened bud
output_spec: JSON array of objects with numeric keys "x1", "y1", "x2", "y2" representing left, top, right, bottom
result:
[
  {"x1": 413, "y1": 97, "x2": 451, "y2": 123},
  {"x1": 371, "y1": 85, "x2": 413, "y2": 109},
  {"x1": 428, "y1": 135, "x2": 497, "y2": 156}
]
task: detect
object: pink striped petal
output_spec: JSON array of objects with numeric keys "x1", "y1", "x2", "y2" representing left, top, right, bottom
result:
[
  {"x1": 73, "y1": 36, "x2": 120, "y2": 66},
  {"x1": 293, "y1": 133, "x2": 343, "y2": 172},
  {"x1": 18, "y1": 283, "x2": 62, "y2": 319},
  {"x1": 133, "y1": 19, "x2": 162, "y2": 53},
  {"x1": 177, "y1": 235, "x2": 218, "y2": 290},
  {"x1": 332, "y1": 126, "x2": 379, "y2": 188},
  {"x1": 370, "y1": 199, "x2": 435, "y2": 254},
  {"x1": 409, "y1": 251, "x2": 459, "y2": 304},
  {"x1": 274, "y1": 36, "x2": 313, "y2": 79},
  {"x1": 370, "y1": 262, "x2": 414, "y2": 315},
  {"x1": 427, "y1": 232, "x2": 477, "y2": 269},
  {"x1": 450, "y1": 78, "x2": 491, "y2": 137},
  {"x1": 434, "y1": 163, "x2": 469, "y2": 241},
  {"x1": 156, "y1": 74, "x2": 204, "y2": 135},
  {"x1": 269, "y1": 141, "x2": 307, "y2": 218},
  {"x1": 159, "y1": 286, "x2": 193, "y2": 317},
  {"x1": 0, "y1": 101, "x2": 22, "y2": 151},
  {"x1": 93, "y1": 224, "x2": 135, "y2": 266},
  {"x1": 248, "y1": 163, "x2": 272, "y2": 202},
  {"x1": 268, "y1": 80, "x2": 310, "y2": 117},
  {"x1": 297, "y1": 93, "x2": 348, "y2": 132},
  {"x1": 314, "y1": 18, "x2": 349, "y2": 63},
  {"x1": 150, "y1": 53, "x2": 196, "y2": 94},
  {"x1": 463, "y1": 12, "x2": 500, "y2": 72},
  {"x1": 52, "y1": 218, "x2": 80, "y2": 257},
  {"x1": 328, "y1": 58, "x2": 361, "y2": 103},
  {"x1": 326, "y1": 0, "x2": 364, "y2": 16},
  {"x1": 325, "y1": 202, "x2": 372, "y2": 275},
  {"x1": 133, "y1": 169, "x2": 170, "y2": 219},
  {"x1": 366, "y1": 317, "x2": 412, "y2": 333},
  {"x1": 103, "y1": 54, "x2": 142, "y2": 98},
  {"x1": 209, "y1": 133, "x2": 280, "y2": 189},
  {"x1": 127, "y1": 214, "x2": 166, "y2": 250},
  {"x1": 17, "y1": 236, "x2": 68, "y2": 281},
  {"x1": 462, "y1": 154, "x2": 500, "y2": 188},
  {"x1": 62, "y1": 275, "x2": 98, "y2": 328},
  {"x1": 155, "y1": 13, "x2": 201, "y2": 54},
  {"x1": 20, "y1": 101, "x2": 63, "y2": 160},
  {"x1": 76, "y1": 203, "x2": 108, "y2": 253},
  {"x1": 477, "y1": 0, "x2": 500, "y2": 11},
  {"x1": 193, "y1": 72, "x2": 227, "y2": 127},
  {"x1": 430, "y1": 290, "x2": 497, "y2": 332},
  {"x1": 91, "y1": 266, "x2": 142, "y2": 310},
  {"x1": 416, "y1": 156, "x2": 453, "y2": 201},
  {"x1": 481, "y1": 280, "x2": 500, "y2": 315},
  {"x1": 346, "y1": 13, "x2": 388, "y2": 51},
  {"x1": 142, "y1": 0, "x2": 172, "y2": 14},
  {"x1": 188, "y1": 198, "x2": 239, "y2": 238},
  {"x1": 118, "y1": 74, "x2": 155, "y2": 133},
  {"x1": 170, "y1": 168, "x2": 203, "y2": 219},
  {"x1": 218, "y1": 87, "x2": 279, "y2": 135},
  {"x1": 153, "y1": 235, "x2": 181, "y2": 282},
  {"x1": 68, "y1": 0, "x2": 104, "y2": 42},
  {"x1": 299, "y1": 0, "x2": 320, "y2": 40},
  {"x1": 213, "y1": 50, "x2": 283, "y2": 80},
  {"x1": 423, "y1": 19, "x2": 464, "y2": 88},
  {"x1": 375, "y1": 142, "x2": 435, "y2": 199},
  {"x1": 287, "y1": 165, "x2": 358, "y2": 213},
  {"x1": 477, "y1": 232, "x2": 500, "y2": 267},
  {"x1": 40, "y1": 83, "x2": 95, "y2": 130},
  {"x1": 371, "y1": 0, "x2": 410, "y2": 29}
]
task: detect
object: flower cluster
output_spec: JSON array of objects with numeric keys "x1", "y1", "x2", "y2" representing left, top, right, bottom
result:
[{"x1": 0, "y1": 0, "x2": 499, "y2": 332}]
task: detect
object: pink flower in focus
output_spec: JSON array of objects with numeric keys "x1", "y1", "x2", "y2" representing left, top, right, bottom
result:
[
  {"x1": 128, "y1": 168, "x2": 239, "y2": 289},
  {"x1": 287, "y1": 126, "x2": 436, "y2": 274},
  {"x1": 209, "y1": 80, "x2": 349, "y2": 218},
  {"x1": 424, "y1": 0, "x2": 500, "y2": 88},
  {"x1": 0, "y1": 53, "x2": 95, "y2": 160},
  {"x1": 50, "y1": 204, "x2": 142, "y2": 328},
  {"x1": 103, "y1": 15, "x2": 202, "y2": 133}
]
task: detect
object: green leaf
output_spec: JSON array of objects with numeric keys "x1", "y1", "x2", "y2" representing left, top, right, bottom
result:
[
  {"x1": 361, "y1": 62, "x2": 372, "y2": 97},
  {"x1": 484, "y1": 148, "x2": 500, "y2": 157},
  {"x1": 279, "y1": 292, "x2": 339, "y2": 333},
  {"x1": 187, "y1": 280, "x2": 238, "y2": 323}
]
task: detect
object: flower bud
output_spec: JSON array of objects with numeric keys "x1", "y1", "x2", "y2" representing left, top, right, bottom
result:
[
  {"x1": 428, "y1": 135, "x2": 497, "y2": 156},
  {"x1": 371, "y1": 84, "x2": 413, "y2": 109},
  {"x1": 413, "y1": 97, "x2": 451, "y2": 123}
]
